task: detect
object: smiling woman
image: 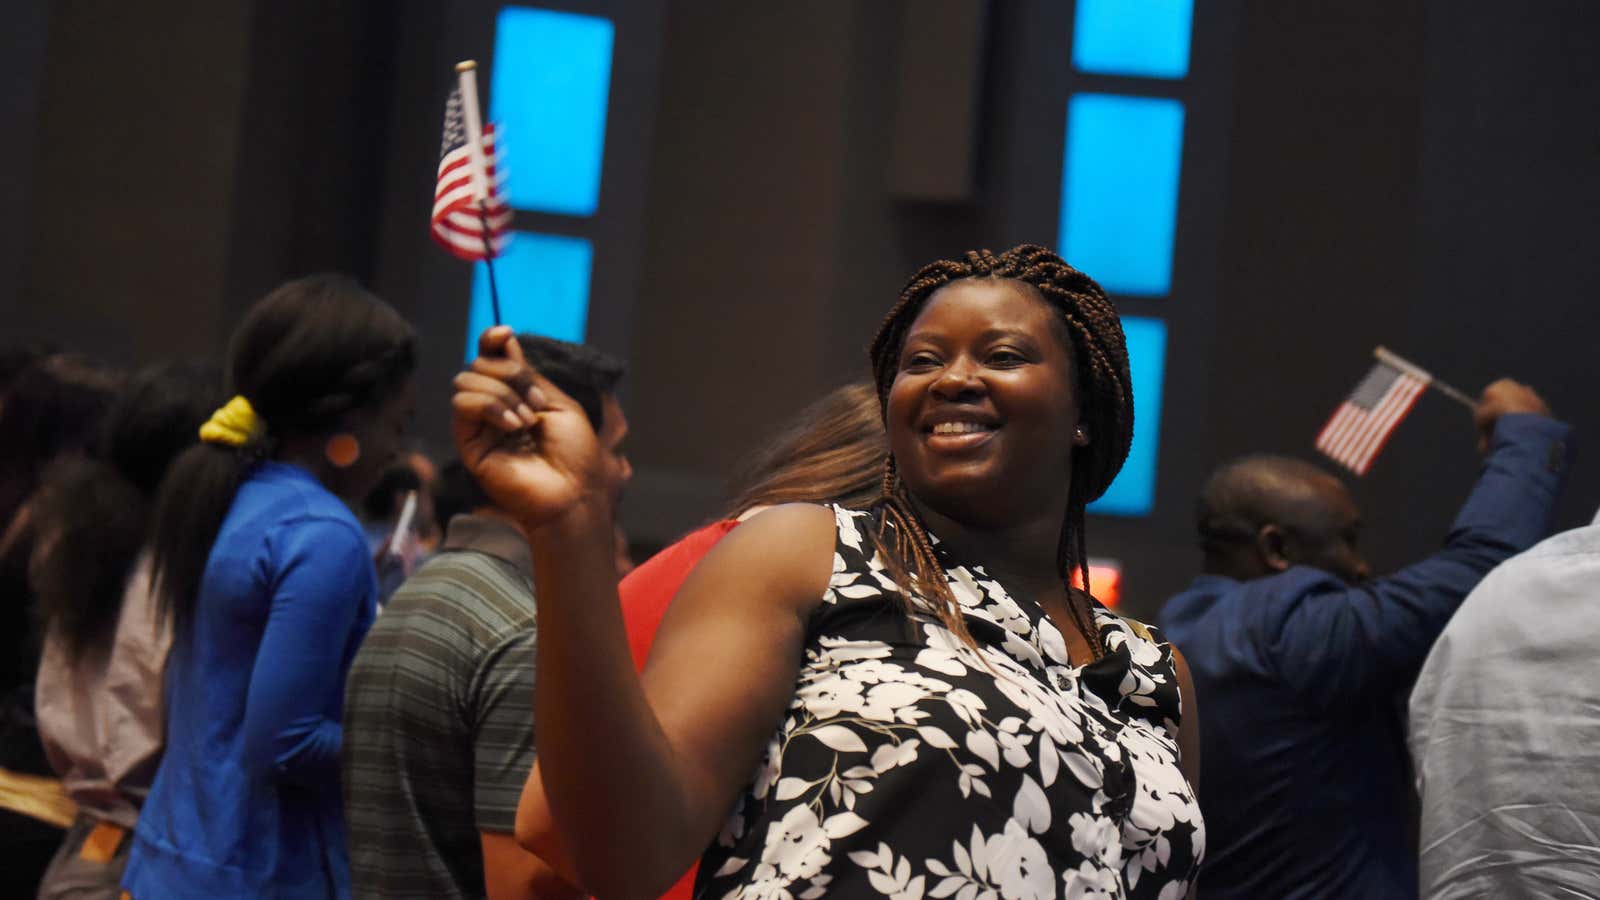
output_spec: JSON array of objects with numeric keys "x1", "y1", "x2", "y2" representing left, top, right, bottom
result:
[
  {"x1": 453, "y1": 244, "x2": 1203, "y2": 899},
  {"x1": 866, "y1": 247, "x2": 1135, "y2": 664}
]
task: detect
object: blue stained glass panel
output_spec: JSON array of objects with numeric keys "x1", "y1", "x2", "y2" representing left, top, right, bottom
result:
[
  {"x1": 490, "y1": 8, "x2": 614, "y2": 215},
  {"x1": 466, "y1": 232, "x2": 593, "y2": 358},
  {"x1": 1058, "y1": 94, "x2": 1185, "y2": 296},
  {"x1": 1088, "y1": 315, "x2": 1166, "y2": 516},
  {"x1": 1072, "y1": 0, "x2": 1194, "y2": 79}
]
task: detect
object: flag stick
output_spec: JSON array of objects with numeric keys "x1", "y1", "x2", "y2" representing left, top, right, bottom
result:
[
  {"x1": 455, "y1": 60, "x2": 503, "y2": 325},
  {"x1": 455, "y1": 61, "x2": 492, "y2": 210},
  {"x1": 1374, "y1": 346, "x2": 1475, "y2": 410},
  {"x1": 480, "y1": 230, "x2": 504, "y2": 325}
]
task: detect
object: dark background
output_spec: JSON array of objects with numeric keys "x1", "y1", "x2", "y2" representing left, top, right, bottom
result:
[{"x1": 4, "y1": 0, "x2": 1597, "y2": 621}]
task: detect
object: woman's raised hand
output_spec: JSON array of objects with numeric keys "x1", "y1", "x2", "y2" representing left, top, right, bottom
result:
[{"x1": 452, "y1": 327, "x2": 605, "y2": 528}]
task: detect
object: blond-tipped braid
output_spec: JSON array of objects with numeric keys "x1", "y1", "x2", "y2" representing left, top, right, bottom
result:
[{"x1": 865, "y1": 244, "x2": 1134, "y2": 658}]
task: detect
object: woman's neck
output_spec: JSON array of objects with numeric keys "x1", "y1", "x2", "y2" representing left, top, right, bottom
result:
[
  {"x1": 274, "y1": 437, "x2": 335, "y2": 487},
  {"x1": 906, "y1": 492, "x2": 1065, "y2": 595}
]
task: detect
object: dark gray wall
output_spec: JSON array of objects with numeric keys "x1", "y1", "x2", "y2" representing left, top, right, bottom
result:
[
  {"x1": 7, "y1": 0, "x2": 1598, "y2": 621},
  {"x1": 11, "y1": 1, "x2": 257, "y2": 363},
  {"x1": 1395, "y1": 0, "x2": 1600, "y2": 540},
  {"x1": 1204, "y1": 0, "x2": 1432, "y2": 582},
  {"x1": 0, "y1": 0, "x2": 52, "y2": 324},
  {"x1": 6, "y1": 0, "x2": 397, "y2": 366}
]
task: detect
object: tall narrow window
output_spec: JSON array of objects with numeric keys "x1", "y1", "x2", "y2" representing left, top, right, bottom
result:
[
  {"x1": 466, "y1": 234, "x2": 593, "y2": 351},
  {"x1": 1058, "y1": 94, "x2": 1185, "y2": 297},
  {"x1": 1062, "y1": 3, "x2": 1194, "y2": 517},
  {"x1": 467, "y1": 7, "x2": 615, "y2": 355},
  {"x1": 1072, "y1": 0, "x2": 1193, "y2": 79},
  {"x1": 1087, "y1": 316, "x2": 1167, "y2": 516}
]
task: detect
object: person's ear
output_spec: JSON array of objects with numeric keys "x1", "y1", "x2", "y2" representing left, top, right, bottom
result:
[{"x1": 1255, "y1": 524, "x2": 1292, "y2": 572}]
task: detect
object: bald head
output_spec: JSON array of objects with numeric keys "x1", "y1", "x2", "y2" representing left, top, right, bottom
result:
[{"x1": 1197, "y1": 455, "x2": 1371, "y2": 583}]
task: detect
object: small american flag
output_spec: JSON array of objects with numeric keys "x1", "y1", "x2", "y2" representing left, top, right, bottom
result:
[
  {"x1": 1315, "y1": 354, "x2": 1431, "y2": 475},
  {"x1": 430, "y1": 86, "x2": 511, "y2": 261}
]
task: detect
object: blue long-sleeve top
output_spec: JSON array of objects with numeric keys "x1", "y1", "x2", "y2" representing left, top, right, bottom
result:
[
  {"x1": 125, "y1": 461, "x2": 377, "y2": 899},
  {"x1": 1158, "y1": 414, "x2": 1572, "y2": 900}
]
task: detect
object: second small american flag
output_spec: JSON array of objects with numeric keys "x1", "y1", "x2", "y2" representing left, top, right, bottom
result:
[{"x1": 1315, "y1": 358, "x2": 1430, "y2": 475}]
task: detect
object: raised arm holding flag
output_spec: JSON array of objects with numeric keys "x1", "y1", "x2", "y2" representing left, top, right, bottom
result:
[{"x1": 1161, "y1": 366, "x2": 1568, "y2": 899}]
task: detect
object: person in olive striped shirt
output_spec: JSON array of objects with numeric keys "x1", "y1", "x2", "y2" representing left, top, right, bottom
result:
[{"x1": 343, "y1": 336, "x2": 631, "y2": 900}]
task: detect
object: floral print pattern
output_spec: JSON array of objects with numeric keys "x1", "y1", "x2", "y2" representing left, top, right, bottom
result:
[{"x1": 698, "y1": 506, "x2": 1203, "y2": 899}]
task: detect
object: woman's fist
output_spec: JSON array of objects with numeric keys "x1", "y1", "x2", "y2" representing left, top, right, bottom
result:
[{"x1": 451, "y1": 327, "x2": 610, "y2": 528}]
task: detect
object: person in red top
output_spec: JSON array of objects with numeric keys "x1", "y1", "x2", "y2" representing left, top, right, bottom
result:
[{"x1": 520, "y1": 381, "x2": 886, "y2": 898}]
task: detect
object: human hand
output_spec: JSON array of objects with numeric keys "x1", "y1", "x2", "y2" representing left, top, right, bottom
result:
[
  {"x1": 452, "y1": 327, "x2": 608, "y2": 529},
  {"x1": 1473, "y1": 378, "x2": 1550, "y2": 453}
]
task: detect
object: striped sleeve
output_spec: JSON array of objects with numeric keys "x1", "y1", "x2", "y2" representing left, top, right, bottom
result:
[{"x1": 468, "y1": 626, "x2": 538, "y2": 832}]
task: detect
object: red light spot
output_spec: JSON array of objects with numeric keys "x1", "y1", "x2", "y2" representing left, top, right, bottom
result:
[{"x1": 1070, "y1": 559, "x2": 1122, "y2": 608}]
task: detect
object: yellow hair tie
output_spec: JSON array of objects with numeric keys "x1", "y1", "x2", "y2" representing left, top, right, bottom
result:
[{"x1": 198, "y1": 395, "x2": 264, "y2": 447}]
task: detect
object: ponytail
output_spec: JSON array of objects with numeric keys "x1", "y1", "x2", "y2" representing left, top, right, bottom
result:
[{"x1": 147, "y1": 442, "x2": 260, "y2": 632}]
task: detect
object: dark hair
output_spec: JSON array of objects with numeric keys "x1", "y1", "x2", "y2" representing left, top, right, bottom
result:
[
  {"x1": 1195, "y1": 454, "x2": 1334, "y2": 553},
  {"x1": 30, "y1": 362, "x2": 223, "y2": 661},
  {"x1": 0, "y1": 354, "x2": 123, "y2": 532},
  {"x1": 362, "y1": 464, "x2": 423, "y2": 521},
  {"x1": 517, "y1": 334, "x2": 625, "y2": 433},
  {"x1": 147, "y1": 275, "x2": 416, "y2": 632},
  {"x1": 865, "y1": 245, "x2": 1134, "y2": 653},
  {"x1": 724, "y1": 381, "x2": 886, "y2": 516},
  {"x1": 432, "y1": 459, "x2": 491, "y2": 532}
]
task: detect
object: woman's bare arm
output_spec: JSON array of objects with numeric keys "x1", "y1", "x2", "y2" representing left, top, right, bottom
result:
[
  {"x1": 515, "y1": 762, "x2": 575, "y2": 882},
  {"x1": 455, "y1": 331, "x2": 833, "y2": 897},
  {"x1": 526, "y1": 504, "x2": 832, "y2": 897}
]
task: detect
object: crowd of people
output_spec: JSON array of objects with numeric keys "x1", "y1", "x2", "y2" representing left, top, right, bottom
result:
[{"x1": 0, "y1": 244, "x2": 1589, "y2": 899}]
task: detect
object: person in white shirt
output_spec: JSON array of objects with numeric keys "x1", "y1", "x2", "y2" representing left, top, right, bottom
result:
[{"x1": 1409, "y1": 504, "x2": 1600, "y2": 898}]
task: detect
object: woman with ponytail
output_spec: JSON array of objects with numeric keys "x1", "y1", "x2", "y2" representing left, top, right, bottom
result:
[
  {"x1": 123, "y1": 275, "x2": 415, "y2": 900},
  {"x1": 30, "y1": 361, "x2": 221, "y2": 898},
  {"x1": 457, "y1": 246, "x2": 1203, "y2": 898}
]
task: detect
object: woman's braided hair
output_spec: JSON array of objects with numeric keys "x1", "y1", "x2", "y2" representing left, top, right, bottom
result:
[{"x1": 865, "y1": 244, "x2": 1134, "y2": 653}]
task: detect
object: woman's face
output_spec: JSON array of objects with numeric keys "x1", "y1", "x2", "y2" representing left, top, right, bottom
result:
[{"x1": 886, "y1": 279, "x2": 1084, "y2": 527}]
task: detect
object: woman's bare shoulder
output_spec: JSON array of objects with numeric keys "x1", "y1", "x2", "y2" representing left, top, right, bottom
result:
[{"x1": 674, "y1": 502, "x2": 841, "y2": 618}]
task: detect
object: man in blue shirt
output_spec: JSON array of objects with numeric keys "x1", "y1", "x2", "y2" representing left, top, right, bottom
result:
[{"x1": 1159, "y1": 379, "x2": 1570, "y2": 899}]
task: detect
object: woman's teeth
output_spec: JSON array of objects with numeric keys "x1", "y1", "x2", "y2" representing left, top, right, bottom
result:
[{"x1": 932, "y1": 422, "x2": 994, "y2": 435}]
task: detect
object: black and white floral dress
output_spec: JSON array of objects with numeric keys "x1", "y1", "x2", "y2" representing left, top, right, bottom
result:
[{"x1": 698, "y1": 506, "x2": 1203, "y2": 899}]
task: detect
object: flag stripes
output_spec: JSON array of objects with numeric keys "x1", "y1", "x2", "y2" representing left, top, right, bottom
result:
[
  {"x1": 431, "y1": 87, "x2": 512, "y2": 262},
  {"x1": 1315, "y1": 361, "x2": 1429, "y2": 475}
]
